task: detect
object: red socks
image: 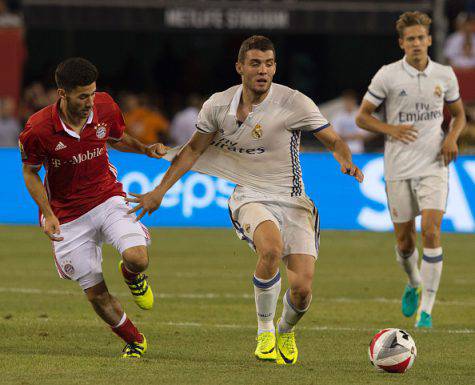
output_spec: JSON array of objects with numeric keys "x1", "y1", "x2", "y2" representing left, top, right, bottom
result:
[
  {"x1": 121, "y1": 262, "x2": 139, "y2": 281},
  {"x1": 112, "y1": 317, "x2": 143, "y2": 344}
]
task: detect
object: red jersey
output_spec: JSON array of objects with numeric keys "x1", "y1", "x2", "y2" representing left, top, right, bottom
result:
[{"x1": 19, "y1": 92, "x2": 126, "y2": 224}]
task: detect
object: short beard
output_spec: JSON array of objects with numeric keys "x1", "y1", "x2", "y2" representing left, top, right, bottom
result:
[
  {"x1": 65, "y1": 97, "x2": 85, "y2": 119},
  {"x1": 252, "y1": 84, "x2": 270, "y2": 95}
]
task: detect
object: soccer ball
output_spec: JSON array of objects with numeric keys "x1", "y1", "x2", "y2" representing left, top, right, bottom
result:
[{"x1": 368, "y1": 328, "x2": 417, "y2": 373}]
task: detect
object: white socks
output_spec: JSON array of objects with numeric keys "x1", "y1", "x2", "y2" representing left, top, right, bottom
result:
[
  {"x1": 253, "y1": 271, "x2": 281, "y2": 334},
  {"x1": 278, "y1": 288, "x2": 311, "y2": 333},
  {"x1": 420, "y1": 247, "x2": 443, "y2": 315},
  {"x1": 395, "y1": 246, "x2": 422, "y2": 288}
]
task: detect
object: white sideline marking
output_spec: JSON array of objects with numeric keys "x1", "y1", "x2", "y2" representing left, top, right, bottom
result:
[
  {"x1": 1, "y1": 286, "x2": 474, "y2": 307},
  {"x1": 5, "y1": 317, "x2": 475, "y2": 335},
  {"x1": 159, "y1": 322, "x2": 475, "y2": 334}
]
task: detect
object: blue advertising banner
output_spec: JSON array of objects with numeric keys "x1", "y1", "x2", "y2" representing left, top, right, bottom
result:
[{"x1": 1, "y1": 148, "x2": 474, "y2": 232}]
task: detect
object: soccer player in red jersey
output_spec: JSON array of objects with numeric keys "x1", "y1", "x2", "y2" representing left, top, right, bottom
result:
[{"x1": 19, "y1": 58, "x2": 166, "y2": 358}]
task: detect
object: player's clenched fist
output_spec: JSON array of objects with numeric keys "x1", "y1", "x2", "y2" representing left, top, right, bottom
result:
[
  {"x1": 42, "y1": 214, "x2": 64, "y2": 241},
  {"x1": 440, "y1": 135, "x2": 458, "y2": 166},
  {"x1": 126, "y1": 191, "x2": 164, "y2": 221},
  {"x1": 341, "y1": 162, "x2": 364, "y2": 183}
]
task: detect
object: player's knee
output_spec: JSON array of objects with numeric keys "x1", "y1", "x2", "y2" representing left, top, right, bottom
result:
[
  {"x1": 260, "y1": 244, "x2": 282, "y2": 266},
  {"x1": 421, "y1": 225, "x2": 440, "y2": 245},
  {"x1": 122, "y1": 246, "x2": 149, "y2": 273},
  {"x1": 396, "y1": 236, "x2": 415, "y2": 255}
]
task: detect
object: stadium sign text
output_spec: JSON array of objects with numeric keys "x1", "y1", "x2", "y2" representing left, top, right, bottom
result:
[{"x1": 164, "y1": 8, "x2": 290, "y2": 30}]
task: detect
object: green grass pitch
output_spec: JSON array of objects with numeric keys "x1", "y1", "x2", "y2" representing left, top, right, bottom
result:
[{"x1": 0, "y1": 226, "x2": 474, "y2": 384}]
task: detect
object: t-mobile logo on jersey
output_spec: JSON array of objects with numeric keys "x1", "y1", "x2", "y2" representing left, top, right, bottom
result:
[
  {"x1": 71, "y1": 147, "x2": 104, "y2": 164},
  {"x1": 50, "y1": 147, "x2": 105, "y2": 167}
]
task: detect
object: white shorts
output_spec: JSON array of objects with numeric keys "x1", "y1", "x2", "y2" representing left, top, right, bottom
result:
[
  {"x1": 228, "y1": 188, "x2": 320, "y2": 259},
  {"x1": 49, "y1": 196, "x2": 151, "y2": 290},
  {"x1": 386, "y1": 174, "x2": 448, "y2": 223}
]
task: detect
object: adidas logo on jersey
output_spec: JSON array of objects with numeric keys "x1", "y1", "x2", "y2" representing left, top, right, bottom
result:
[
  {"x1": 399, "y1": 90, "x2": 408, "y2": 97},
  {"x1": 55, "y1": 142, "x2": 67, "y2": 151}
]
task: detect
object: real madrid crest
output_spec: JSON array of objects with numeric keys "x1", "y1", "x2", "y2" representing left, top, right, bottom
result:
[
  {"x1": 95, "y1": 123, "x2": 107, "y2": 139},
  {"x1": 251, "y1": 124, "x2": 263, "y2": 139},
  {"x1": 434, "y1": 85, "x2": 442, "y2": 97}
]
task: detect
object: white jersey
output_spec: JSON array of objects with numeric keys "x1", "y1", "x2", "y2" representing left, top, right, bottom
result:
[
  {"x1": 166, "y1": 83, "x2": 329, "y2": 196},
  {"x1": 363, "y1": 57, "x2": 460, "y2": 181},
  {"x1": 332, "y1": 109, "x2": 365, "y2": 154}
]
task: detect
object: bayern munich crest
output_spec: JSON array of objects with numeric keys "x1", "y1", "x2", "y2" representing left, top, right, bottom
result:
[
  {"x1": 64, "y1": 263, "x2": 75, "y2": 276},
  {"x1": 95, "y1": 123, "x2": 107, "y2": 139}
]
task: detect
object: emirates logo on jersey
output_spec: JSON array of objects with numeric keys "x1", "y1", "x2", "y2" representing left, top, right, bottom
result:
[{"x1": 94, "y1": 123, "x2": 108, "y2": 139}]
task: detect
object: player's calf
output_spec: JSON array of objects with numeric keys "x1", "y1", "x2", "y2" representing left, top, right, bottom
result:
[{"x1": 85, "y1": 282, "x2": 147, "y2": 357}]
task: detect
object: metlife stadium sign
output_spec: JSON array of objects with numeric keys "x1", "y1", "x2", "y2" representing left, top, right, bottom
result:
[
  {"x1": 1, "y1": 149, "x2": 474, "y2": 232},
  {"x1": 22, "y1": 0, "x2": 432, "y2": 34}
]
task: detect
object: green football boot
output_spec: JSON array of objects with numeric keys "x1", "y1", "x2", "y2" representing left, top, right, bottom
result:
[
  {"x1": 401, "y1": 284, "x2": 421, "y2": 318},
  {"x1": 415, "y1": 311, "x2": 432, "y2": 328}
]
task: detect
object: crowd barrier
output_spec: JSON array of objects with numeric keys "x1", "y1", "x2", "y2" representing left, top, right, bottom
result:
[{"x1": 1, "y1": 149, "x2": 474, "y2": 232}]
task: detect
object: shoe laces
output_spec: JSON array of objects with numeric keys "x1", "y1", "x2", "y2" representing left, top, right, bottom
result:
[
  {"x1": 127, "y1": 274, "x2": 146, "y2": 287},
  {"x1": 127, "y1": 274, "x2": 149, "y2": 295},
  {"x1": 257, "y1": 333, "x2": 274, "y2": 349},
  {"x1": 122, "y1": 341, "x2": 144, "y2": 356},
  {"x1": 280, "y1": 332, "x2": 296, "y2": 354}
]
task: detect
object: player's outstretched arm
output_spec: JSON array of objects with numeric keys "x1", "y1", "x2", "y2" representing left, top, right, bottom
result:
[
  {"x1": 126, "y1": 131, "x2": 216, "y2": 220},
  {"x1": 441, "y1": 99, "x2": 466, "y2": 165},
  {"x1": 314, "y1": 125, "x2": 364, "y2": 183},
  {"x1": 108, "y1": 133, "x2": 168, "y2": 159},
  {"x1": 356, "y1": 100, "x2": 418, "y2": 144},
  {"x1": 22, "y1": 164, "x2": 63, "y2": 241}
]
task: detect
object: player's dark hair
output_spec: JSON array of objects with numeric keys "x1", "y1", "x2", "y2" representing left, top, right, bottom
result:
[
  {"x1": 238, "y1": 35, "x2": 275, "y2": 63},
  {"x1": 396, "y1": 11, "x2": 432, "y2": 38},
  {"x1": 55, "y1": 57, "x2": 98, "y2": 91}
]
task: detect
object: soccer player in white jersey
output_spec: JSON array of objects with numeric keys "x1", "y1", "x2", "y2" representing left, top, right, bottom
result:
[
  {"x1": 128, "y1": 36, "x2": 363, "y2": 365},
  {"x1": 356, "y1": 12, "x2": 466, "y2": 328}
]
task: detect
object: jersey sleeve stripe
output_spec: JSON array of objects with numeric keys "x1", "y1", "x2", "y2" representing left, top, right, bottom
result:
[
  {"x1": 445, "y1": 96, "x2": 460, "y2": 104},
  {"x1": 368, "y1": 89, "x2": 385, "y2": 100},
  {"x1": 310, "y1": 123, "x2": 330, "y2": 133},
  {"x1": 195, "y1": 125, "x2": 213, "y2": 134}
]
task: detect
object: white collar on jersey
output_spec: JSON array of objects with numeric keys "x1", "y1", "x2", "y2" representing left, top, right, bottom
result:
[
  {"x1": 228, "y1": 83, "x2": 274, "y2": 118},
  {"x1": 402, "y1": 56, "x2": 434, "y2": 77},
  {"x1": 59, "y1": 110, "x2": 94, "y2": 139}
]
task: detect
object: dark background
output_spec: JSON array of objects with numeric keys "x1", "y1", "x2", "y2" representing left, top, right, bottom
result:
[{"x1": 4, "y1": 0, "x2": 473, "y2": 114}]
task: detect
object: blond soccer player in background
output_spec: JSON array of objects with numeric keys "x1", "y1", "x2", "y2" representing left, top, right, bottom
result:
[{"x1": 356, "y1": 12, "x2": 466, "y2": 328}]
